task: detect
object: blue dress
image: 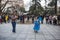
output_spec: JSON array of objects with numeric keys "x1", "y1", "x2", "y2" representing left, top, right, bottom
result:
[{"x1": 33, "y1": 20, "x2": 40, "y2": 31}]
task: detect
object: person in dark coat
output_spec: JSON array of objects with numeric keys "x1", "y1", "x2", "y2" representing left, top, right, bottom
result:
[
  {"x1": 27, "y1": 15, "x2": 30, "y2": 21},
  {"x1": 52, "y1": 15, "x2": 57, "y2": 25},
  {"x1": 22, "y1": 15, "x2": 24, "y2": 23},
  {"x1": 41, "y1": 15, "x2": 44, "y2": 24},
  {"x1": 57, "y1": 15, "x2": 60, "y2": 25},
  {"x1": 32, "y1": 15, "x2": 34, "y2": 23},
  {"x1": 45, "y1": 15, "x2": 49, "y2": 24},
  {"x1": 19, "y1": 15, "x2": 23, "y2": 23}
]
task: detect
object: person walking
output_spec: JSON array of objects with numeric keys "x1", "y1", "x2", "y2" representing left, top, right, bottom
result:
[{"x1": 11, "y1": 13, "x2": 18, "y2": 33}]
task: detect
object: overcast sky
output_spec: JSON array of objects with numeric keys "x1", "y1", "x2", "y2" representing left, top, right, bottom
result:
[
  {"x1": 24, "y1": 0, "x2": 60, "y2": 11},
  {"x1": 23, "y1": 0, "x2": 32, "y2": 11}
]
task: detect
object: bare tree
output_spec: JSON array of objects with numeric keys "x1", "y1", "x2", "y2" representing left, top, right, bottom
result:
[
  {"x1": 0, "y1": 0, "x2": 9, "y2": 13},
  {"x1": 0, "y1": 0, "x2": 13, "y2": 13}
]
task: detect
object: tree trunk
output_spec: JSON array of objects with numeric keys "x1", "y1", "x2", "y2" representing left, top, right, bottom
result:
[{"x1": 55, "y1": 0, "x2": 57, "y2": 14}]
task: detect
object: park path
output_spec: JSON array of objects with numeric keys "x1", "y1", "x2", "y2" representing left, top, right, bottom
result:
[{"x1": 0, "y1": 23, "x2": 60, "y2": 40}]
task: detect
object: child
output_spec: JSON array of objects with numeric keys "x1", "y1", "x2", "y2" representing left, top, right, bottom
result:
[{"x1": 33, "y1": 17, "x2": 40, "y2": 33}]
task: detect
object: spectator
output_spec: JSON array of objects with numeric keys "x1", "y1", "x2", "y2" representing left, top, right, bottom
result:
[
  {"x1": 19, "y1": 15, "x2": 23, "y2": 23},
  {"x1": 57, "y1": 15, "x2": 60, "y2": 25},
  {"x1": 52, "y1": 15, "x2": 57, "y2": 25},
  {"x1": 27, "y1": 15, "x2": 30, "y2": 21},
  {"x1": 49, "y1": 15, "x2": 52, "y2": 24},
  {"x1": 45, "y1": 15, "x2": 49, "y2": 24},
  {"x1": 5, "y1": 14, "x2": 9, "y2": 23},
  {"x1": 32, "y1": 15, "x2": 34, "y2": 23}
]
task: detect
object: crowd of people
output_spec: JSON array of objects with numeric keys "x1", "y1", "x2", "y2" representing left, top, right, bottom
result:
[
  {"x1": 0, "y1": 14, "x2": 33, "y2": 24},
  {"x1": 0, "y1": 13, "x2": 60, "y2": 25},
  {"x1": 45, "y1": 15, "x2": 60, "y2": 25},
  {"x1": 0, "y1": 13, "x2": 10, "y2": 24},
  {"x1": 0, "y1": 12, "x2": 60, "y2": 33}
]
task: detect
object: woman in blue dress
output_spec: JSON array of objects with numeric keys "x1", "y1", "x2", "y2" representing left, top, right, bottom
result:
[{"x1": 33, "y1": 17, "x2": 40, "y2": 33}]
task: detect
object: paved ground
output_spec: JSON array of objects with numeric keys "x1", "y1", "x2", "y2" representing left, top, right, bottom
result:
[{"x1": 0, "y1": 23, "x2": 60, "y2": 40}]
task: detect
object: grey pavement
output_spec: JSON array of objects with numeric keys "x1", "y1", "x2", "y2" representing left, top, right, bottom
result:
[{"x1": 0, "y1": 23, "x2": 60, "y2": 40}]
